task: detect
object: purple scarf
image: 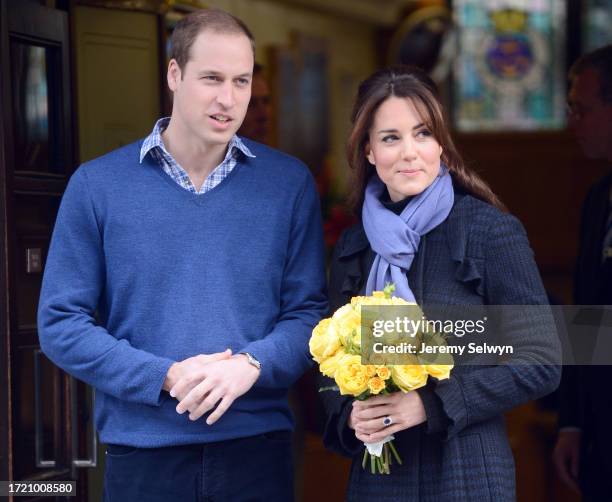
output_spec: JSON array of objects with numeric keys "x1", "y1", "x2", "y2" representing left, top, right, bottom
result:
[{"x1": 362, "y1": 164, "x2": 454, "y2": 302}]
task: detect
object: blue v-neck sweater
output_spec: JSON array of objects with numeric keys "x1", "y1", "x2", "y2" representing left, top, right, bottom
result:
[{"x1": 38, "y1": 139, "x2": 327, "y2": 447}]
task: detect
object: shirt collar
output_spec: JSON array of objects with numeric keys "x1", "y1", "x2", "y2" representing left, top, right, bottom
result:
[{"x1": 139, "y1": 117, "x2": 256, "y2": 163}]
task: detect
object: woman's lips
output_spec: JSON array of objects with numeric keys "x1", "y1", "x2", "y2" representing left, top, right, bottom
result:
[{"x1": 398, "y1": 168, "x2": 421, "y2": 176}]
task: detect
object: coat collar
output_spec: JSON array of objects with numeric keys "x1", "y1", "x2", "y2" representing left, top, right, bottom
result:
[{"x1": 338, "y1": 223, "x2": 369, "y2": 258}]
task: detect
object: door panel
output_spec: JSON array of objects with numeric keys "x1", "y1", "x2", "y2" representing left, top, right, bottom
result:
[
  {"x1": 9, "y1": 40, "x2": 67, "y2": 175},
  {"x1": 75, "y1": 6, "x2": 161, "y2": 162}
]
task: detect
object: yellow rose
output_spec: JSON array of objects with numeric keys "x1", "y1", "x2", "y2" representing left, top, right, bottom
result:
[
  {"x1": 309, "y1": 318, "x2": 340, "y2": 363},
  {"x1": 392, "y1": 365, "x2": 428, "y2": 392},
  {"x1": 368, "y1": 376, "x2": 386, "y2": 394},
  {"x1": 364, "y1": 365, "x2": 377, "y2": 377},
  {"x1": 367, "y1": 352, "x2": 392, "y2": 366},
  {"x1": 350, "y1": 296, "x2": 366, "y2": 307},
  {"x1": 425, "y1": 364, "x2": 453, "y2": 380},
  {"x1": 356, "y1": 295, "x2": 385, "y2": 306},
  {"x1": 334, "y1": 355, "x2": 369, "y2": 396},
  {"x1": 332, "y1": 303, "x2": 359, "y2": 325},
  {"x1": 319, "y1": 350, "x2": 348, "y2": 378},
  {"x1": 332, "y1": 304, "x2": 361, "y2": 347},
  {"x1": 351, "y1": 330, "x2": 362, "y2": 349},
  {"x1": 391, "y1": 297, "x2": 414, "y2": 306},
  {"x1": 376, "y1": 366, "x2": 391, "y2": 380}
]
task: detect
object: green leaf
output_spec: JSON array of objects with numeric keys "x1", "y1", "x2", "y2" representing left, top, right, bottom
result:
[
  {"x1": 355, "y1": 390, "x2": 371, "y2": 400},
  {"x1": 383, "y1": 283, "x2": 396, "y2": 299}
]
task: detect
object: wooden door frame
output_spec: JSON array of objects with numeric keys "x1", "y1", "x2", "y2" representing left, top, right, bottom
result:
[{"x1": 0, "y1": 0, "x2": 14, "y2": 483}]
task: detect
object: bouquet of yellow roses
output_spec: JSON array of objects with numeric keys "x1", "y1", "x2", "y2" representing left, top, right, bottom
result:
[{"x1": 309, "y1": 284, "x2": 453, "y2": 474}]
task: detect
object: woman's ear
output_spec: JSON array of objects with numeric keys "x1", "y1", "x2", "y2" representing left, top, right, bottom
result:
[{"x1": 366, "y1": 143, "x2": 375, "y2": 165}]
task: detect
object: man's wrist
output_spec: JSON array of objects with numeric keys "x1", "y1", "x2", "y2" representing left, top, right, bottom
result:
[
  {"x1": 163, "y1": 362, "x2": 180, "y2": 392},
  {"x1": 236, "y1": 353, "x2": 261, "y2": 372}
]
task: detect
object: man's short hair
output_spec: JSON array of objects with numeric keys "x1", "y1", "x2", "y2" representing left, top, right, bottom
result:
[
  {"x1": 569, "y1": 44, "x2": 612, "y2": 103},
  {"x1": 170, "y1": 9, "x2": 255, "y2": 73}
]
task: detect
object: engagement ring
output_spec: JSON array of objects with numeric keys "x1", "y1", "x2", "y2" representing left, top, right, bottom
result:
[{"x1": 383, "y1": 415, "x2": 393, "y2": 427}]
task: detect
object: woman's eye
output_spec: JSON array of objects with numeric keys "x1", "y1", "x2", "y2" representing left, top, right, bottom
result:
[
  {"x1": 416, "y1": 129, "x2": 432, "y2": 138},
  {"x1": 382, "y1": 135, "x2": 398, "y2": 143}
]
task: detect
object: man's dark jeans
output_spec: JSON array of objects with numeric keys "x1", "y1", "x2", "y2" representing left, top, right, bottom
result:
[{"x1": 102, "y1": 431, "x2": 294, "y2": 502}]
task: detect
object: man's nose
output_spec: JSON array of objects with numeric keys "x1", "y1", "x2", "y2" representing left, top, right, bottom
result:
[{"x1": 216, "y1": 82, "x2": 235, "y2": 108}]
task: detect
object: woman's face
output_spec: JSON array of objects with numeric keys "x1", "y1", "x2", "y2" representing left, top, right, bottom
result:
[{"x1": 366, "y1": 96, "x2": 442, "y2": 202}]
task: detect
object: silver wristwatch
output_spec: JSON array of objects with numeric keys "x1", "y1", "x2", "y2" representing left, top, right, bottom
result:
[{"x1": 240, "y1": 352, "x2": 261, "y2": 370}]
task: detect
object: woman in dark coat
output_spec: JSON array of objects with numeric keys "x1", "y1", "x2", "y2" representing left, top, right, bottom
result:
[{"x1": 320, "y1": 66, "x2": 561, "y2": 501}]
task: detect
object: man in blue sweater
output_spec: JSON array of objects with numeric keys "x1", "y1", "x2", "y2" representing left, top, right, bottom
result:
[{"x1": 37, "y1": 9, "x2": 327, "y2": 501}]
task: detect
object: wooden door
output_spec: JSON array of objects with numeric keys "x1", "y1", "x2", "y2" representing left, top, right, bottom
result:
[{"x1": 0, "y1": 1, "x2": 90, "y2": 500}]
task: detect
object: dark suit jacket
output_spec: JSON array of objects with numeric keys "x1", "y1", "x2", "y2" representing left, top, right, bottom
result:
[
  {"x1": 559, "y1": 171, "x2": 612, "y2": 498},
  {"x1": 574, "y1": 172, "x2": 612, "y2": 305},
  {"x1": 320, "y1": 190, "x2": 561, "y2": 502}
]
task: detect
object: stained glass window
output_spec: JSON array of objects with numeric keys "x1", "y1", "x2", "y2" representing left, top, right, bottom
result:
[
  {"x1": 584, "y1": 0, "x2": 612, "y2": 52},
  {"x1": 453, "y1": 0, "x2": 566, "y2": 131}
]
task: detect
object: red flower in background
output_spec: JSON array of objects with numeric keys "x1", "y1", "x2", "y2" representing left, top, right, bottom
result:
[
  {"x1": 323, "y1": 204, "x2": 356, "y2": 249},
  {"x1": 314, "y1": 159, "x2": 356, "y2": 252}
]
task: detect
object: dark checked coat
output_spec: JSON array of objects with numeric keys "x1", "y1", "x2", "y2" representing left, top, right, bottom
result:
[{"x1": 320, "y1": 189, "x2": 561, "y2": 502}]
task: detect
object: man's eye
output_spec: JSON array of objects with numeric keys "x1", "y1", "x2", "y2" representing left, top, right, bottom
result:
[
  {"x1": 236, "y1": 78, "x2": 250, "y2": 86},
  {"x1": 202, "y1": 76, "x2": 220, "y2": 82}
]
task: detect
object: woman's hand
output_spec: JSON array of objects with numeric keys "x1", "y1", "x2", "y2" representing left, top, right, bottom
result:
[{"x1": 349, "y1": 391, "x2": 426, "y2": 443}]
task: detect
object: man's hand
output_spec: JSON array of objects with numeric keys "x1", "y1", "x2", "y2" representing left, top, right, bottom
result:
[
  {"x1": 553, "y1": 430, "x2": 582, "y2": 493},
  {"x1": 162, "y1": 349, "x2": 232, "y2": 393},
  {"x1": 171, "y1": 354, "x2": 260, "y2": 425},
  {"x1": 349, "y1": 391, "x2": 426, "y2": 443}
]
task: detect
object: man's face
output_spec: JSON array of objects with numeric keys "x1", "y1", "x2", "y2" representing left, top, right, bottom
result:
[
  {"x1": 168, "y1": 30, "x2": 254, "y2": 147},
  {"x1": 238, "y1": 73, "x2": 272, "y2": 143},
  {"x1": 567, "y1": 68, "x2": 612, "y2": 161}
]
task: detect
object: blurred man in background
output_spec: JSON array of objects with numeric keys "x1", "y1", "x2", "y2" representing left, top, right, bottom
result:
[
  {"x1": 238, "y1": 63, "x2": 272, "y2": 144},
  {"x1": 554, "y1": 43, "x2": 612, "y2": 501}
]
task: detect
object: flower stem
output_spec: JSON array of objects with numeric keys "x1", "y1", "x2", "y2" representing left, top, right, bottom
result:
[
  {"x1": 384, "y1": 444, "x2": 390, "y2": 474},
  {"x1": 388, "y1": 440, "x2": 403, "y2": 465}
]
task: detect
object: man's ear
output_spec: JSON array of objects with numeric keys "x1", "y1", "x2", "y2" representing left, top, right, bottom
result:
[
  {"x1": 366, "y1": 143, "x2": 375, "y2": 165},
  {"x1": 167, "y1": 59, "x2": 182, "y2": 92}
]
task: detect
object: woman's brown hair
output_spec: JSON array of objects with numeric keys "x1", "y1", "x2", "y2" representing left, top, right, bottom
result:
[{"x1": 346, "y1": 65, "x2": 506, "y2": 214}]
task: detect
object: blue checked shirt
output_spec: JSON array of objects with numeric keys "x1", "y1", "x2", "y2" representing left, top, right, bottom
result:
[{"x1": 139, "y1": 117, "x2": 255, "y2": 194}]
